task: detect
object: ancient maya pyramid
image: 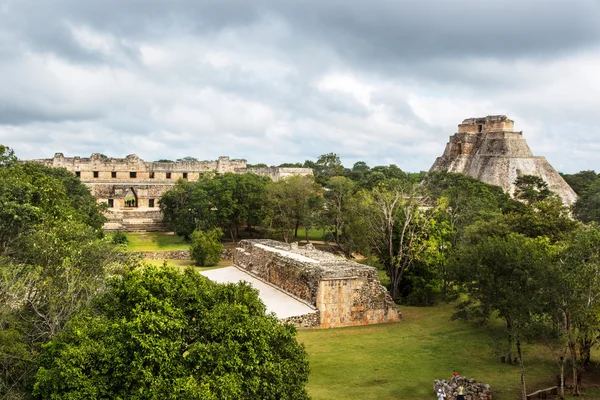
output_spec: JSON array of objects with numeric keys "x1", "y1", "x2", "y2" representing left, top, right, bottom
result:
[{"x1": 429, "y1": 115, "x2": 577, "y2": 205}]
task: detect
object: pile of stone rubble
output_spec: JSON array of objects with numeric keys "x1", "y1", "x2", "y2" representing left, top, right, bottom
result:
[{"x1": 433, "y1": 377, "x2": 492, "y2": 400}]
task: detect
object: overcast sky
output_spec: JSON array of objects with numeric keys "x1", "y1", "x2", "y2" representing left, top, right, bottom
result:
[{"x1": 0, "y1": 0, "x2": 599, "y2": 172}]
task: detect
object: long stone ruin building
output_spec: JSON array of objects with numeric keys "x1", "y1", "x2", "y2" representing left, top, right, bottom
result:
[
  {"x1": 430, "y1": 115, "x2": 577, "y2": 205},
  {"x1": 33, "y1": 153, "x2": 312, "y2": 231},
  {"x1": 233, "y1": 239, "x2": 401, "y2": 328}
]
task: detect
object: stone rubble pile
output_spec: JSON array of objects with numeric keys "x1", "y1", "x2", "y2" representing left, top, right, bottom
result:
[{"x1": 433, "y1": 377, "x2": 492, "y2": 400}]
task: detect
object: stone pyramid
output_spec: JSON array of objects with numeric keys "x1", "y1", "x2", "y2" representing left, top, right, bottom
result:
[{"x1": 429, "y1": 115, "x2": 577, "y2": 205}]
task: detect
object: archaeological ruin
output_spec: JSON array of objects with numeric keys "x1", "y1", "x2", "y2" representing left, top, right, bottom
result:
[
  {"x1": 32, "y1": 153, "x2": 313, "y2": 231},
  {"x1": 430, "y1": 115, "x2": 577, "y2": 205},
  {"x1": 232, "y1": 239, "x2": 401, "y2": 328}
]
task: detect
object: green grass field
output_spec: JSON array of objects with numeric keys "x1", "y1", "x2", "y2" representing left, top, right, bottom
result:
[
  {"x1": 144, "y1": 258, "x2": 232, "y2": 270},
  {"x1": 298, "y1": 303, "x2": 600, "y2": 400},
  {"x1": 121, "y1": 232, "x2": 190, "y2": 251},
  {"x1": 295, "y1": 227, "x2": 325, "y2": 242}
]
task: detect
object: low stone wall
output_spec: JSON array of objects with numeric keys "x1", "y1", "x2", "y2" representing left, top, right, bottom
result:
[
  {"x1": 134, "y1": 248, "x2": 233, "y2": 261},
  {"x1": 233, "y1": 239, "x2": 400, "y2": 328},
  {"x1": 136, "y1": 250, "x2": 190, "y2": 260},
  {"x1": 280, "y1": 312, "x2": 320, "y2": 328},
  {"x1": 434, "y1": 378, "x2": 492, "y2": 400}
]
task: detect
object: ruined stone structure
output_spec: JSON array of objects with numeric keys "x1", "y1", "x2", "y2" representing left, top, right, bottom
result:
[
  {"x1": 434, "y1": 378, "x2": 493, "y2": 400},
  {"x1": 430, "y1": 115, "x2": 577, "y2": 205},
  {"x1": 233, "y1": 239, "x2": 401, "y2": 328},
  {"x1": 32, "y1": 153, "x2": 313, "y2": 231}
]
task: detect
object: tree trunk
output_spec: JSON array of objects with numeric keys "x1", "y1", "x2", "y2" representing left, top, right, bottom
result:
[
  {"x1": 294, "y1": 222, "x2": 299, "y2": 239},
  {"x1": 506, "y1": 319, "x2": 514, "y2": 365},
  {"x1": 569, "y1": 341, "x2": 581, "y2": 396},
  {"x1": 516, "y1": 339, "x2": 527, "y2": 400},
  {"x1": 559, "y1": 345, "x2": 568, "y2": 400},
  {"x1": 305, "y1": 228, "x2": 310, "y2": 244}
]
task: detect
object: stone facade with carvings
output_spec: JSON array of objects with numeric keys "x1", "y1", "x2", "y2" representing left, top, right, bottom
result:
[{"x1": 32, "y1": 153, "x2": 313, "y2": 231}]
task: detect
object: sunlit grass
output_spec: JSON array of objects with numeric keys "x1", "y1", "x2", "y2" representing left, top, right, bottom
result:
[
  {"x1": 298, "y1": 303, "x2": 600, "y2": 400},
  {"x1": 120, "y1": 232, "x2": 190, "y2": 251}
]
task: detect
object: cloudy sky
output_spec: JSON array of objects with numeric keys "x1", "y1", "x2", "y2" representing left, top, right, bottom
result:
[{"x1": 0, "y1": 0, "x2": 599, "y2": 172}]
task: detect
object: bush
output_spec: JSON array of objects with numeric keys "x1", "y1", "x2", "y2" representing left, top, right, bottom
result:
[
  {"x1": 190, "y1": 228, "x2": 223, "y2": 266},
  {"x1": 111, "y1": 231, "x2": 129, "y2": 245}
]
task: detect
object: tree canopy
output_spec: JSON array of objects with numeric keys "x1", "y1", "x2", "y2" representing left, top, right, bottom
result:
[{"x1": 33, "y1": 266, "x2": 310, "y2": 400}]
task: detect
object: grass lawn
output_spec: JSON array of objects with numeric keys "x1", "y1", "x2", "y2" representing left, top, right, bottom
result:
[
  {"x1": 121, "y1": 232, "x2": 189, "y2": 251},
  {"x1": 298, "y1": 303, "x2": 600, "y2": 400},
  {"x1": 295, "y1": 227, "x2": 325, "y2": 242},
  {"x1": 144, "y1": 258, "x2": 232, "y2": 271}
]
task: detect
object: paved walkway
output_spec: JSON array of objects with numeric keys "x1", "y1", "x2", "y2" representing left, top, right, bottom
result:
[{"x1": 200, "y1": 266, "x2": 315, "y2": 319}]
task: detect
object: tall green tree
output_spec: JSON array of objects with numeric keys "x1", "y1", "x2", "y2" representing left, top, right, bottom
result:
[
  {"x1": 313, "y1": 153, "x2": 344, "y2": 185},
  {"x1": 33, "y1": 266, "x2": 310, "y2": 400},
  {"x1": 550, "y1": 225, "x2": 600, "y2": 396},
  {"x1": 345, "y1": 180, "x2": 433, "y2": 300},
  {"x1": 0, "y1": 146, "x2": 127, "y2": 399},
  {"x1": 323, "y1": 176, "x2": 355, "y2": 246},
  {"x1": 264, "y1": 176, "x2": 321, "y2": 243},
  {"x1": 160, "y1": 173, "x2": 270, "y2": 241},
  {"x1": 453, "y1": 233, "x2": 554, "y2": 400}
]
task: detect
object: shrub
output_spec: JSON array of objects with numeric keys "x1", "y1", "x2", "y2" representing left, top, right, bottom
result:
[
  {"x1": 111, "y1": 231, "x2": 128, "y2": 245},
  {"x1": 190, "y1": 228, "x2": 223, "y2": 266}
]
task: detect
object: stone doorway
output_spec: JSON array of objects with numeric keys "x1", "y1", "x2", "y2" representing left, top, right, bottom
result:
[{"x1": 124, "y1": 187, "x2": 138, "y2": 208}]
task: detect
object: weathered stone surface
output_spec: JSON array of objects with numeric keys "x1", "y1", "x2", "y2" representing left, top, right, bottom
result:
[
  {"x1": 233, "y1": 239, "x2": 401, "y2": 328},
  {"x1": 30, "y1": 153, "x2": 313, "y2": 231},
  {"x1": 430, "y1": 115, "x2": 577, "y2": 206},
  {"x1": 434, "y1": 377, "x2": 493, "y2": 400},
  {"x1": 133, "y1": 248, "x2": 232, "y2": 261}
]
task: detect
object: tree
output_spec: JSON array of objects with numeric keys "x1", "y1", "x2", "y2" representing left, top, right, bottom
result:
[
  {"x1": 514, "y1": 175, "x2": 553, "y2": 204},
  {"x1": 0, "y1": 145, "x2": 17, "y2": 167},
  {"x1": 453, "y1": 233, "x2": 553, "y2": 400},
  {"x1": 313, "y1": 153, "x2": 344, "y2": 185},
  {"x1": 190, "y1": 228, "x2": 223, "y2": 267},
  {"x1": 160, "y1": 173, "x2": 270, "y2": 241},
  {"x1": 0, "y1": 147, "x2": 128, "y2": 398},
  {"x1": 345, "y1": 180, "x2": 433, "y2": 300},
  {"x1": 550, "y1": 225, "x2": 600, "y2": 396},
  {"x1": 573, "y1": 179, "x2": 600, "y2": 224},
  {"x1": 177, "y1": 156, "x2": 198, "y2": 162},
  {"x1": 264, "y1": 176, "x2": 320, "y2": 243},
  {"x1": 33, "y1": 266, "x2": 310, "y2": 399},
  {"x1": 561, "y1": 170, "x2": 598, "y2": 195},
  {"x1": 323, "y1": 176, "x2": 355, "y2": 246}
]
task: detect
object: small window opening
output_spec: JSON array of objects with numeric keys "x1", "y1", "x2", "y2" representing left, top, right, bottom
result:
[
  {"x1": 183, "y1": 172, "x2": 188, "y2": 179},
  {"x1": 477, "y1": 124, "x2": 483, "y2": 133},
  {"x1": 166, "y1": 172, "x2": 172, "y2": 179},
  {"x1": 75, "y1": 171, "x2": 81, "y2": 177},
  {"x1": 149, "y1": 199, "x2": 155, "y2": 208},
  {"x1": 107, "y1": 199, "x2": 114, "y2": 208},
  {"x1": 111, "y1": 171, "x2": 117, "y2": 178},
  {"x1": 130, "y1": 171, "x2": 137, "y2": 178},
  {"x1": 149, "y1": 172, "x2": 155, "y2": 179},
  {"x1": 93, "y1": 171, "x2": 99, "y2": 178}
]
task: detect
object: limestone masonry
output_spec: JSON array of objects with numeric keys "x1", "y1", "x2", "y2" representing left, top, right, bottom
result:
[
  {"x1": 32, "y1": 153, "x2": 313, "y2": 231},
  {"x1": 233, "y1": 239, "x2": 401, "y2": 328},
  {"x1": 430, "y1": 115, "x2": 577, "y2": 205}
]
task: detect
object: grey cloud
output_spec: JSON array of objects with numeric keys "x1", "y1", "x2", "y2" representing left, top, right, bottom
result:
[{"x1": 0, "y1": 0, "x2": 599, "y2": 173}]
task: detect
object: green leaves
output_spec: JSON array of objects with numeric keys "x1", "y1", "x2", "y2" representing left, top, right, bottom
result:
[
  {"x1": 190, "y1": 228, "x2": 223, "y2": 267},
  {"x1": 33, "y1": 266, "x2": 310, "y2": 399}
]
